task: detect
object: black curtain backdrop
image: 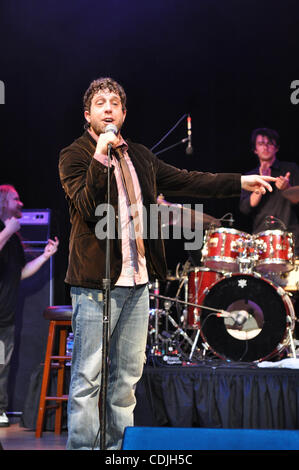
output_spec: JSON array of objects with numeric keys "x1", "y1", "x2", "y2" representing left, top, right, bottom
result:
[{"x1": 1, "y1": 0, "x2": 299, "y2": 303}]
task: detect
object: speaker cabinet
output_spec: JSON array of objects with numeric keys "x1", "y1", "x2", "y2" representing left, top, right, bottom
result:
[
  {"x1": 19, "y1": 209, "x2": 51, "y2": 243},
  {"x1": 122, "y1": 426, "x2": 299, "y2": 450}
]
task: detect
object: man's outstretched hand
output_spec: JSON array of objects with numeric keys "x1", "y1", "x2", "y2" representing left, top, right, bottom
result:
[{"x1": 241, "y1": 175, "x2": 277, "y2": 194}]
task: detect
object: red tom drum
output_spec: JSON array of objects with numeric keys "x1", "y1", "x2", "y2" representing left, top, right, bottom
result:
[
  {"x1": 254, "y1": 230, "x2": 294, "y2": 273},
  {"x1": 201, "y1": 228, "x2": 252, "y2": 272}
]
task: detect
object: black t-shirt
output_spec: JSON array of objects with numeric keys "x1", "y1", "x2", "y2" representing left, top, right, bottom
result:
[{"x1": 0, "y1": 220, "x2": 26, "y2": 327}]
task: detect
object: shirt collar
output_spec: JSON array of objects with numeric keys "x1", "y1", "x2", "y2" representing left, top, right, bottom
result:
[
  {"x1": 116, "y1": 136, "x2": 128, "y2": 152},
  {"x1": 257, "y1": 158, "x2": 280, "y2": 171}
]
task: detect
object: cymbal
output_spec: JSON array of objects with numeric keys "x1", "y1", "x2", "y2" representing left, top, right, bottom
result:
[
  {"x1": 282, "y1": 186, "x2": 299, "y2": 204},
  {"x1": 157, "y1": 194, "x2": 221, "y2": 229},
  {"x1": 201, "y1": 212, "x2": 221, "y2": 228}
]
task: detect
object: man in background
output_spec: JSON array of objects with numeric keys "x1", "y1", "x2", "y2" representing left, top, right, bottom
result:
[{"x1": 240, "y1": 127, "x2": 299, "y2": 257}]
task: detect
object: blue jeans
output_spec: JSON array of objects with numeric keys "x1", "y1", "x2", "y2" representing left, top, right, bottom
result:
[{"x1": 66, "y1": 284, "x2": 149, "y2": 450}]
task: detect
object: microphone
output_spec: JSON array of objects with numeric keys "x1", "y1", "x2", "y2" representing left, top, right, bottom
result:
[
  {"x1": 217, "y1": 310, "x2": 249, "y2": 326},
  {"x1": 105, "y1": 123, "x2": 118, "y2": 135},
  {"x1": 220, "y1": 213, "x2": 235, "y2": 227},
  {"x1": 186, "y1": 114, "x2": 193, "y2": 155},
  {"x1": 104, "y1": 124, "x2": 118, "y2": 153}
]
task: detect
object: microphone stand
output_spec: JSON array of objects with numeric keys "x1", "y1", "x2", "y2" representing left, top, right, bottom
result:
[
  {"x1": 149, "y1": 292, "x2": 231, "y2": 316},
  {"x1": 98, "y1": 143, "x2": 113, "y2": 450},
  {"x1": 154, "y1": 138, "x2": 188, "y2": 156},
  {"x1": 149, "y1": 112, "x2": 192, "y2": 157}
]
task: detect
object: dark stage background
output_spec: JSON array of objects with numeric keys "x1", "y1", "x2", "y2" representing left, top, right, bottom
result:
[{"x1": 1, "y1": 0, "x2": 299, "y2": 304}]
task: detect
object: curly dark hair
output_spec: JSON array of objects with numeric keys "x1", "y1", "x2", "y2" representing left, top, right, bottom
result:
[
  {"x1": 251, "y1": 127, "x2": 280, "y2": 151},
  {"x1": 83, "y1": 77, "x2": 127, "y2": 114}
]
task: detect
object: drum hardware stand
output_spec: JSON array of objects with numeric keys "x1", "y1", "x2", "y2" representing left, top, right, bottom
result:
[
  {"x1": 173, "y1": 259, "x2": 191, "y2": 327},
  {"x1": 175, "y1": 275, "x2": 189, "y2": 327},
  {"x1": 188, "y1": 329, "x2": 201, "y2": 360},
  {"x1": 287, "y1": 325, "x2": 296, "y2": 358},
  {"x1": 187, "y1": 328, "x2": 211, "y2": 361},
  {"x1": 286, "y1": 309, "x2": 296, "y2": 359},
  {"x1": 163, "y1": 301, "x2": 194, "y2": 348},
  {"x1": 163, "y1": 300, "x2": 172, "y2": 337},
  {"x1": 236, "y1": 237, "x2": 259, "y2": 274},
  {"x1": 149, "y1": 279, "x2": 165, "y2": 356},
  {"x1": 151, "y1": 292, "x2": 235, "y2": 360},
  {"x1": 277, "y1": 286, "x2": 297, "y2": 359},
  {"x1": 148, "y1": 308, "x2": 165, "y2": 356},
  {"x1": 154, "y1": 279, "x2": 160, "y2": 348}
]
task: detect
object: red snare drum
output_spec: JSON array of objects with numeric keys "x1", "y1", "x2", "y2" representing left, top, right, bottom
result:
[
  {"x1": 201, "y1": 228, "x2": 252, "y2": 272},
  {"x1": 187, "y1": 267, "x2": 223, "y2": 328},
  {"x1": 254, "y1": 230, "x2": 294, "y2": 274}
]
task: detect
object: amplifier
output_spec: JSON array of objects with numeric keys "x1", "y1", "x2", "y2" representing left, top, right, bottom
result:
[{"x1": 19, "y1": 209, "x2": 51, "y2": 244}]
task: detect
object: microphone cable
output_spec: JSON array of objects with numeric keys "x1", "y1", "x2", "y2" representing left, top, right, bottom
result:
[{"x1": 150, "y1": 113, "x2": 188, "y2": 153}]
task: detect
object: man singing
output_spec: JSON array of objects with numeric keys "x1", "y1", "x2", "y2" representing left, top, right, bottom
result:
[{"x1": 59, "y1": 77, "x2": 275, "y2": 450}]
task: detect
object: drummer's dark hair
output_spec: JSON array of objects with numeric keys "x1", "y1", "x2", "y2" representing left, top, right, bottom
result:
[{"x1": 251, "y1": 128, "x2": 280, "y2": 151}]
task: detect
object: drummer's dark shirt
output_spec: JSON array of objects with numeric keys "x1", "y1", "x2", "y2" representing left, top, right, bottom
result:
[{"x1": 239, "y1": 159, "x2": 299, "y2": 256}]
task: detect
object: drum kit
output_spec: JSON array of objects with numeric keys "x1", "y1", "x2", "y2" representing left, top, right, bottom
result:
[{"x1": 148, "y1": 195, "x2": 299, "y2": 365}]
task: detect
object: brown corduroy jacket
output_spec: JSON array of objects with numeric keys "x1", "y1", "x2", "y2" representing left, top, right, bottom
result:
[{"x1": 58, "y1": 131, "x2": 241, "y2": 289}]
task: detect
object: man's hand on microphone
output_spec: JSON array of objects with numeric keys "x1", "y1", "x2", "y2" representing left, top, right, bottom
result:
[{"x1": 95, "y1": 131, "x2": 120, "y2": 157}]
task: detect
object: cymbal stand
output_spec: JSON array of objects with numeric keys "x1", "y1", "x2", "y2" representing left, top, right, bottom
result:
[
  {"x1": 163, "y1": 300, "x2": 170, "y2": 337},
  {"x1": 182, "y1": 276, "x2": 189, "y2": 327},
  {"x1": 278, "y1": 287, "x2": 296, "y2": 358},
  {"x1": 288, "y1": 325, "x2": 296, "y2": 358},
  {"x1": 188, "y1": 330, "x2": 210, "y2": 361},
  {"x1": 188, "y1": 329, "x2": 201, "y2": 361},
  {"x1": 149, "y1": 279, "x2": 166, "y2": 356},
  {"x1": 162, "y1": 301, "x2": 175, "y2": 355},
  {"x1": 175, "y1": 259, "x2": 191, "y2": 327},
  {"x1": 154, "y1": 279, "x2": 160, "y2": 347}
]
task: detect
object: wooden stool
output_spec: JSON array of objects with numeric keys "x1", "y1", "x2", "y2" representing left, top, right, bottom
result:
[{"x1": 35, "y1": 305, "x2": 73, "y2": 438}]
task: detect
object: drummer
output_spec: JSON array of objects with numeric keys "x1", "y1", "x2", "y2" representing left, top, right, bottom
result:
[{"x1": 239, "y1": 127, "x2": 299, "y2": 258}]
